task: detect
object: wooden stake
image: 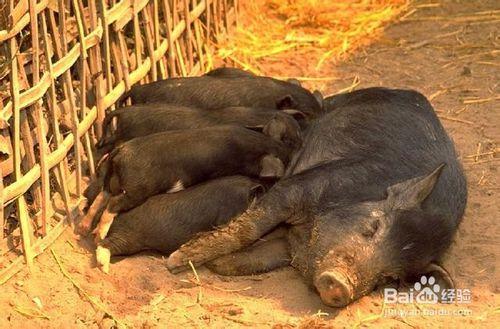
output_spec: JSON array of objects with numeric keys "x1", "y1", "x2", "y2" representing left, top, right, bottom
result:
[
  {"x1": 29, "y1": 0, "x2": 50, "y2": 236},
  {"x1": 41, "y1": 12, "x2": 73, "y2": 222},
  {"x1": 9, "y1": 0, "x2": 33, "y2": 270}
]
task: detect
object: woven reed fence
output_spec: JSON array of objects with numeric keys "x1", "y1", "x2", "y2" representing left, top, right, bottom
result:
[{"x1": 0, "y1": 0, "x2": 237, "y2": 284}]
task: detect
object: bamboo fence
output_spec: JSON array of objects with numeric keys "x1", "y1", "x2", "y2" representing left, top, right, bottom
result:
[{"x1": 0, "y1": 0, "x2": 237, "y2": 284}]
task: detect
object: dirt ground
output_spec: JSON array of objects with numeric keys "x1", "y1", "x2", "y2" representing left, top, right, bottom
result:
[{"x1": 1, "y1": 0, "x2": 499, "y2": 328}]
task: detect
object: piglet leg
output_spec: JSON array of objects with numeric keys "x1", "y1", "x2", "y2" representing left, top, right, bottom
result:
[
  {"x1": 93, "y1": 208, "x2": 117, "y2": 244},
  {"x1": 92, "y1": 194, "x2": 127, "y2": 243},
  {"x1": 77, "y1": 191, "x2": 110, "y2": 236},
  {"x1": 96, "y1": 245, "x2": 112, "y2": 273}
]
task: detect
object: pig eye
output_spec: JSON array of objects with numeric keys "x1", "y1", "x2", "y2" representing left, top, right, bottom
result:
[
  {"x1": 362, "y1": 219, "x2": 380, "y2": 239},
  {"x1": 341, "y1": 254, "x2": 354, "y2": 266}
]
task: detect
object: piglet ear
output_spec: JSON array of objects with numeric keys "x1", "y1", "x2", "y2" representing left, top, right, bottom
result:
[
  {"x1": 313, "y1": 90, "x2": 324, "y2": 110},
  {"x1": 281, "y1": 109, "x2": 307, "y2": 121},
  {"x1": 262, "y1": 115, "x2": 286, "y2": 142},
  {"x1": 244, "y1": 124, "x2": 264, "y2": 132},
  {"x1": 286, "y1": 78, "x2": 302, "y2": 86},
  {"x1": 249, "y1": 183, "x2": 265, "y2": 201},
  {"x1": 387, "y1": 164, "x2": 445, "y2": 210},
  {"x1": 276, "y1": 95, "x2": 299, "y2": 110},
  {"x1": 259, "y1": 155, "x2": 285, "y2": 178}
]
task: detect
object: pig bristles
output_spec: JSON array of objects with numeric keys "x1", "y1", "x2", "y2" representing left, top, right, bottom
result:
[
  {"x1": 188, "y1": 260, "x2": 202, "y2": 304},
  {"x1": 50, "y1": 249, "x2": 126, "y2": 327}
]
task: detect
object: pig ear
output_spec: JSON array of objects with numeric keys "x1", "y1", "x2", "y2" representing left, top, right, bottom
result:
[
  {"x1": 387, "y1": 164, "x2": 445, "y2": 210},
  {"x1": 244, "y1": 125, "x2": 264, "y2": 132},
  {"x1": 286, "y1": 78, "x2": 302, "y2": 86},
  {"x1": 262, "y1": 116, "x2": 286, "y2": 142},
  {"x1": 276, "y1": 95, "x2": 299, "y2": 110},
  {"x1": 259, "y1": 155, "x2": 285, "y2": 178},
  {"x1": 249, "y1": 183, "x2": 265, "y2": 201},
  {"x1": 281, "y1": 109, "x2": 307, "y2": 121},
  {"x1": 313, "y1": 90, "x2": 324, "y2": 110}
]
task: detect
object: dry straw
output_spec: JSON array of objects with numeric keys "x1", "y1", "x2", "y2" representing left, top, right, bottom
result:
[{"x1": 215, "y1": 0, "x2": 408, "y2": 74}]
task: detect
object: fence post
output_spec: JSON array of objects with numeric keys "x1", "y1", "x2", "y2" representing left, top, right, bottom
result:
[{"x1": 9, "y1": 0, "x2": 33, "y2": 270}]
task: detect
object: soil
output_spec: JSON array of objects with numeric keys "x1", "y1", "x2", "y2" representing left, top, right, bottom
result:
[{"x1": 0, "y1": 1, "x2": 498, "y2": 328}]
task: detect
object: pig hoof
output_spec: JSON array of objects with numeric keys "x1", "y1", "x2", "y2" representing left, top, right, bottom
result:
[
  {"x1": 96, "y1": 246, "x2": 111, "y2": 274},
  {"x1": 166, "y1": 251, "x2": 188, "y2": 273},
  {"x1": 315, "y1": 271, "x2": 354, "y2": 307}
]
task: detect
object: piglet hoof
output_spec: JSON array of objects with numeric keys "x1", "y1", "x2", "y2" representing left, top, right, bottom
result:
[
  {"x1": 76, "y1": 221, "x2": 92, "y2": 236},
  {"x1": 96, "y1": 245, "x2": 111, "y2": 274},
  {"x1": 80, "y1": 198, "x2": 89, "y2": 213},
  {"x1": 166, "y1": 251, "x2": 189, "y2": 274}
]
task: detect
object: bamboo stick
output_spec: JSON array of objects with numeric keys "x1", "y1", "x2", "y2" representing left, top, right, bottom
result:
[
  {"x1": 99, "y1": 0, "x2": 113, "y2": 131},
  {"x1": 142, "y1": 7, "x2": 158, "y2": 81},
  {"x1": 153, "y1": 0, "x2": 166, "y2": 78},
  {"x1": 132, "y1": 1, "x2": 143, "y2": 76},
  {"x1": 118, "y1": 32, "x2": 132, "y2": 91},
  {"x1": 88, "y1": 0, "x2": 104, "y2": 139},
  {"x1": 193, "y1": 11, "x2": 205, "y2": 72},
  {"x1": 72, "y1": 0, "x2": 96, "y2": 177},
  {"x1": 14, "y1": 47, "x2": 43, "y2": 222},
  {"x1": 183, "y1": 0, "x2": 194, "y2": 70},
  {"x1": 41, "y1": 12, "x2": 73, "y2": 222},
  {"x1": 57, "y1": 0, "x2": 82, "y2": 196},
  {"x1": 29, "y1": 0, "x2": 50, "y2": 236},
  {"x1": 110, "y1": 36, "x2": 125, "y2": 85},
  {"x1": 162, "y1": 0, "x2": 176, "y2": 77},
  {"x1": 9, "y1": 0, "x2": 33, "y2": 270}
]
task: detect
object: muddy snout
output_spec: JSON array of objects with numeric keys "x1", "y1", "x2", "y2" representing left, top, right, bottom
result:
[{"x1": 314, "y1": 270, "x2": 354, "y2": 307}]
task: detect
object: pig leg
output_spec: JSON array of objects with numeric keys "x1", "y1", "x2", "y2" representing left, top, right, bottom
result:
[
  {"x1": 77, "y1": 191, "x2": 110, "y2": 236},
  {"x1": 96, "y1": 231, "x2": 144, "y2": 273},
  {"x1": 166, "y1": 170, "x2": 314, "y2": 274},
  {"x1": 205, "y1": 231, "x2": 290, "y2": 276},
  {"x1": 166, "y1": 179, "x2": 303, "y2": 274},
  {"x1": 166, "y1": 206, "x2": 284, "y2": 273}
]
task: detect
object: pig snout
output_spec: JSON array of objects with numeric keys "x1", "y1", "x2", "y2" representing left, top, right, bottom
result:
[{"x1": 314, "y1": 270, "x2": 354, "y2": 307}]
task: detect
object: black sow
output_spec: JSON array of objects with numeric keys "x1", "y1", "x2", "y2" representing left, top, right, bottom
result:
[{"x1": 165, "y1": 87, "x2": 467, "y2": 308}]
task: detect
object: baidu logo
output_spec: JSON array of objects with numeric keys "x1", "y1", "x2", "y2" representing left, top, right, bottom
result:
[
  {"x1": 384, "y1": 275, "x2": 471, "y2": 304},
  {"x1": 414, "y1": 275, "x2": 440, "y2": 304}
]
